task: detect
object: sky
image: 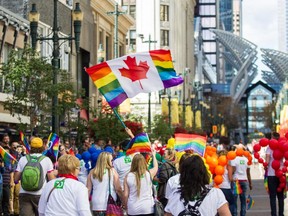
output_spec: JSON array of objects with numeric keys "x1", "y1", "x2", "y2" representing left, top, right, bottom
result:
[{"x1": 242, "y1": 0, "x2": 278, "y2": 80}]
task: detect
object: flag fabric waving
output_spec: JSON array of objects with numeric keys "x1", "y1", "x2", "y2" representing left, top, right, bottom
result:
[
  {"x1": 0, "y1": 146, "x2": 17, "y2": 165},
  {"x1": 232, "y1": 180, "x2": 243, "y2": 195},
  {"x1": 43, "y1": 133, "x2": 60, "y2": 161},
  {"x1": 85, "y1": 49, "x2": 183, "y2": 109},
  {"x1": 19, "y1": 131, "x2": 30, "y2": 154},
  {"x1": 126, "y1": 133, "x2": 152, "y2": 155},
  {"x1": 246, "y1": 194, "x2": 255, "y2": 210},
  {"x1": 174, "y1": 133, "x2": 207, "y2": 156}
]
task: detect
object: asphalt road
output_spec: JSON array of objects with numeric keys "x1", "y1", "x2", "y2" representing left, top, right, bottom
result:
[{"x1": 241, "y1": 163, "x2": 288, "y2": 216}]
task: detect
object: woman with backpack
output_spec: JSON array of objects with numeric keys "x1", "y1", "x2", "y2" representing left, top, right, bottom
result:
[
  {"x1": 164, "y1": 154, "x2": 231, "y2": 216},
  {"x1": 157, "y1": 147, "x2": 178, "y2": 207}
]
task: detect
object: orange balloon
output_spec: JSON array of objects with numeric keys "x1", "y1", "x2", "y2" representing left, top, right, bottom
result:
[
  {"x1": 247, "y1": 161, "x2": 252, "y2": 165},
  {"x1": 236, "y1": 148, "x2": 244, "y2": 156},
  {"x1": 206, "y1": 155, "x2": 212, "y2": 164},
  {"x1": 218, "y1": 155, "x2": 228, "y2": 166},
  {"x1": 209, "y1": 166, "x2": 215, "y2": 174},
  {"x1": 209, "y1": 157, "x2": 218, "y2": 168},
  {"x1": 207, "y1": 150, "x2": 214, "y2": 156},
  {"x1": 227, "y1": 151, "x2": 236, "y2": 160},
  {"x1": 211, "y1": 146, "x2": 217, "y2": 152},
  {"x1": 206, "y1": 146, "x2": 212, "y2": 152},
  {"x1": 243, "y1": 150, "x2": 250, "y2": 158},
  {"x1": 214, "y1": 175, "x2": 223, "y2": 185},
  {"x1": 215, "y1": 165, "x2": 225, "y2": 175}
]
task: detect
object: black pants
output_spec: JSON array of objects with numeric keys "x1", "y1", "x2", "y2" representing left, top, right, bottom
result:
[
  {"x1": 268, "y1": 176, "x2": 284, "y2": 216},
  {"x1": 2, "y1": 184, "x2": 10, "y2": 216}
]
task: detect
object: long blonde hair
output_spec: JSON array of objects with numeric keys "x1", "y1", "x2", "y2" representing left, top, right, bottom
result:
[
  {"x1": 130, "y1": 154, "x2": 148, "y2": 197},
  {"x1": 92, "y1": 152, "x2": 112, "y2": 181}
]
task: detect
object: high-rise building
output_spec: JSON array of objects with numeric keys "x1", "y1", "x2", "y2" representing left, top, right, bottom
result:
[{"x1": 278, "y1": 0, "x2": 287, "y2": 52}]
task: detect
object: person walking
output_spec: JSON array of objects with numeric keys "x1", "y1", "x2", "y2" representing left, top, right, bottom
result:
[
  {"x1": 38, "y1": 154, "x2": 91, "y2": 216},
  {"x1": 164, "y1": 154, "x2": 231, "y2": 216},
  {"x1": 230, "y1": 144, "x2": 252, "y2": 216},
  {"x1": 14, "y1": 137, "x2": 55, "y2": 216},
  {"x1": 86, "y1": 152, "x2": 123, "y2": 215},
  {"x1": 265, "y1": 132, "x2": 284, "y2": 216},
  {"x1": 123, "y1": 151, "x2": 158, "y2": 216}
]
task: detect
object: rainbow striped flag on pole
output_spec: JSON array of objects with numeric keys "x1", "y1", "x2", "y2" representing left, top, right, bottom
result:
[
  {"x1": 19, "y1": 131, "x2": 30, "y2": 154},
  {"x1": 85, "y1": 49, "x2": 183, "y2": 109},
  {"x1": 126, "y1": 133, "x2": 152, "y2": 155},
  {"x1": 246, "y1": 194, "x2": 255, "y2": 210},
  {"x1": 174, "y1": 133, "x2": 207, "y2": 156},
  {"x1": 43, "y1": 133, "x2": 60, "y2": 160},
  {"x1": 0, "y1": 146, "x2": 17, "y2": 165}
]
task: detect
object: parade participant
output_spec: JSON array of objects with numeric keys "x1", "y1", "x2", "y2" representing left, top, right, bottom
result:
[
  {"x1": 123, "y1": 151, "x2": 158, "y2": 216},
  {"x1": 230, "y1": 144, "x2": 252, "y2": 216},
  {"x1": 86, "y1": 152, "x2": 123, "y2": 215},
  {"x1": 157, "y1": 147, "x2": 177, "y2": 207},
  {"x1": 218, "y1": 150, "x2": 234, "y2": 214},
  {"x1": 113, "y1": 127, "x2": 135, "y2": 189},
  {"x1": 14, "y1": 137, "x2": 55, "y2": 216},
  {"x1": 265, "y1": 132, "x2": 284, "y2": 216},
  {"x1": 165, "y1": 155, "x2": 231, "y2": 216},
  {"x1": 38, "y1": 154, "x2": 91, "y2": 216},
  {"x1": 165, "y1": 153, "x2": 191, "y2": 199}
]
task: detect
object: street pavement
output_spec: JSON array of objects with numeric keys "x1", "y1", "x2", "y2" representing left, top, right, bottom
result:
[{"x1": 240, "y1": 163, "x2": 288, "y2": 216}]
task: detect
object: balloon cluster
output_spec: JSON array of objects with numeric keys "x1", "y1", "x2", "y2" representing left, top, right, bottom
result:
[
  {"x1": 204, "y1": 145, "x2": 252, "y2": 187},
  {"x1": 253, "y1": 135, "x2": 288, "y2": 192}
]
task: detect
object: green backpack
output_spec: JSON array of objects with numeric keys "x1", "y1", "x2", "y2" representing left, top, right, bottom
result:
[{"x1": 21, "y1": 155, "x2": 46, "y2": 191}]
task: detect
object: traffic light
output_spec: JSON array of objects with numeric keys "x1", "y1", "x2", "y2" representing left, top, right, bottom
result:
[{"x1": 212, "y1": 125, "x2": 217, "y2": 134}]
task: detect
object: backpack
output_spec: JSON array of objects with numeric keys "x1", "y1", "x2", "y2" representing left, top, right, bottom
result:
[
  {"x1": 157, "y1": 161, "x2": 178, "y2": 203},
  {"x1": 21, "y1": 155, "x2": 46, "y2": 191},
  {"x1": 178, "y1": 188, "x2": 211, "y2": 216}
]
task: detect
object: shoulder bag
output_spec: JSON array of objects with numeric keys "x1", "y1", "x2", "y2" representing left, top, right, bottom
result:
[
  {"x1": 149, "y1": 172, "x2": 164, "y2": 216},
  {"x1": 106, "y1": 169, "x2": 124, "y2": 216}
]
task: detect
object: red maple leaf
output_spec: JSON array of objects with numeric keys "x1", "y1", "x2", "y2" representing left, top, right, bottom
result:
[{"x1": 119, "y1": 56, "x2": 150, "y2": 89}]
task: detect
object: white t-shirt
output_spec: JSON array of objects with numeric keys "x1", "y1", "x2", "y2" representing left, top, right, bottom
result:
[
  {"x1": 113, "y1": 155, "x2": 133, "y2": 189},
  {"x1": 16, "y1": 153, "x2": 54, "y2": 195},
  {"x1": 38, "y1": 178, "x2": 91, "y2": 216},
  {"x1": 126, "y1": 171, "x2": 154, "y2": 215},
  {"x1": 219, "y1": 166, "x2": 231, "y2": 189},
  {"x1": 78, "y1": 159, "x2": 90, "y2": 185},
  {"x1": 90, "y1": 169, "x2": 117, "y2": 211},
  {"x1": 266, "y1": 147, "x2": 284, "y2": 176},
  {"x1": 165, "y1": 187, "x2": 227, "y2": 216},
  {"x1": 230, "y1": 156, "x2": 249, "y2": 180},
  {"x1": 165, "y1": 173, "x2": 180, "y2": 199}
]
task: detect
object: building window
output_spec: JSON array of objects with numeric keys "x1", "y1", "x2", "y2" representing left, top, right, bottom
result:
[
  {"x1": 130, "y1": 5, "x2": 136, "y2": 19},
  {"x1": 160, "y1": 5, "x2": 169, "y2": 21},
  {"x1": 160, "y1": 30, "x2": 169, "y2": 46},
  {"x1": 130, "y1": 30, "x2": 136, "y2": 45}
]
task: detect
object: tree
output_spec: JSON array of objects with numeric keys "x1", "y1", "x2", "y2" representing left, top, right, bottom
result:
[
  {"x1": 151, "y1": 114, "x2": 173, "y2": 143},
  {"x1": 0, "y1": 48, "x2": 77, "y2": 136}
]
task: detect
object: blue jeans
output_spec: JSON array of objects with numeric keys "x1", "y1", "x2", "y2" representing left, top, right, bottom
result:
[
  {"x1": 268, "y1": 176, "x2": 284, "y2": 216},
  {"x1": 232, "y1": 181, "x2": 248, "y2": 216},
  {"x1": 221, "y1": 188, "x2": 235, "y2": 214}
]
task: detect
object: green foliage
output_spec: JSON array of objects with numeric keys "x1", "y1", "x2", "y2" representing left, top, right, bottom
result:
[
  {"x1": 0, "y1": 48, "x2": 77, "y2": 135},
  {"x1": 151, "y1": 114, "x2": 172, "y2": 143}
]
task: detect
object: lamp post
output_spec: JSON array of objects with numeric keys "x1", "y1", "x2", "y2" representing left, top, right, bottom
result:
[
  {"x1": 29, "y1": 0, "x2": 83, "y2": 134},
  {"x1": 139, "y1": 34, "x2": 157, "y2": 132}
]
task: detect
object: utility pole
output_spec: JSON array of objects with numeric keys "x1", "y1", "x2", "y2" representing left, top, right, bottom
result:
[
  {"x1": 107, "y1": 3, "x2": 126, "y2": 58},
  {"x1": 139, "y1": 34, "x2": 157, "y2": 132}
]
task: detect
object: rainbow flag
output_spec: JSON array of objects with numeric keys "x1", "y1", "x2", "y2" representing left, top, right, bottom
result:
[
  {"x1": 126, "y1": 133, "x2": 152, "y2": 155},
  {"x1": 246, "y1": 194, "x2": 255, "y2": 210},
  {"x1": 233, "y1": 180, "x2": 243, "y2": 195},
  {"x1": 0, "y1": 146, "x2": 17, "y2": 165},
  {"x1": 85, "y1": 49, "x2": 183, "y2": 109},
  {"x1": 44, "y1": 133, "x2": 60, "y2": 160},
  {"x1": 264, "y1": 170, "x2": 269, "y2": 194},
  {"x1": 19, "y1": 131, "x2": 30, "y2": 154},
  {"x1": 174, "y1": 133, "x2": 207, "y2": 156}
]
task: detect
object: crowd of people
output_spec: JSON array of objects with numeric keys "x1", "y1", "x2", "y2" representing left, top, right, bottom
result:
[{"x1": 0, "y1": 130, "x2": 285, "y2": 216}]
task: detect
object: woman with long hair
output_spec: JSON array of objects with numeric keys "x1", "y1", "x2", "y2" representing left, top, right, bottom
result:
[
  {"x1": 123, "y1": 151, "x2": 158, "y2": 216},
  {"x1": 86, "y1": 152, "x2": 123, "y2": 216},
  {"x1": 164, "y1": 155, "x2": 231, "y2": 216}
]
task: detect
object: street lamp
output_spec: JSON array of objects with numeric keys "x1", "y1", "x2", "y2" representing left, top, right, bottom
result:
[
  {"x1": 138, "y1": 34, "x2": 157, "y2": 132},
  {"x1": 29, "y1": 0, "x2": 83, "y2": 134}
]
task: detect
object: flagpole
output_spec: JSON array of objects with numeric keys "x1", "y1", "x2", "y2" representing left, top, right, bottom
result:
[{"x1": 113, "y1": 108, "x2": 126, "y2": 128}]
